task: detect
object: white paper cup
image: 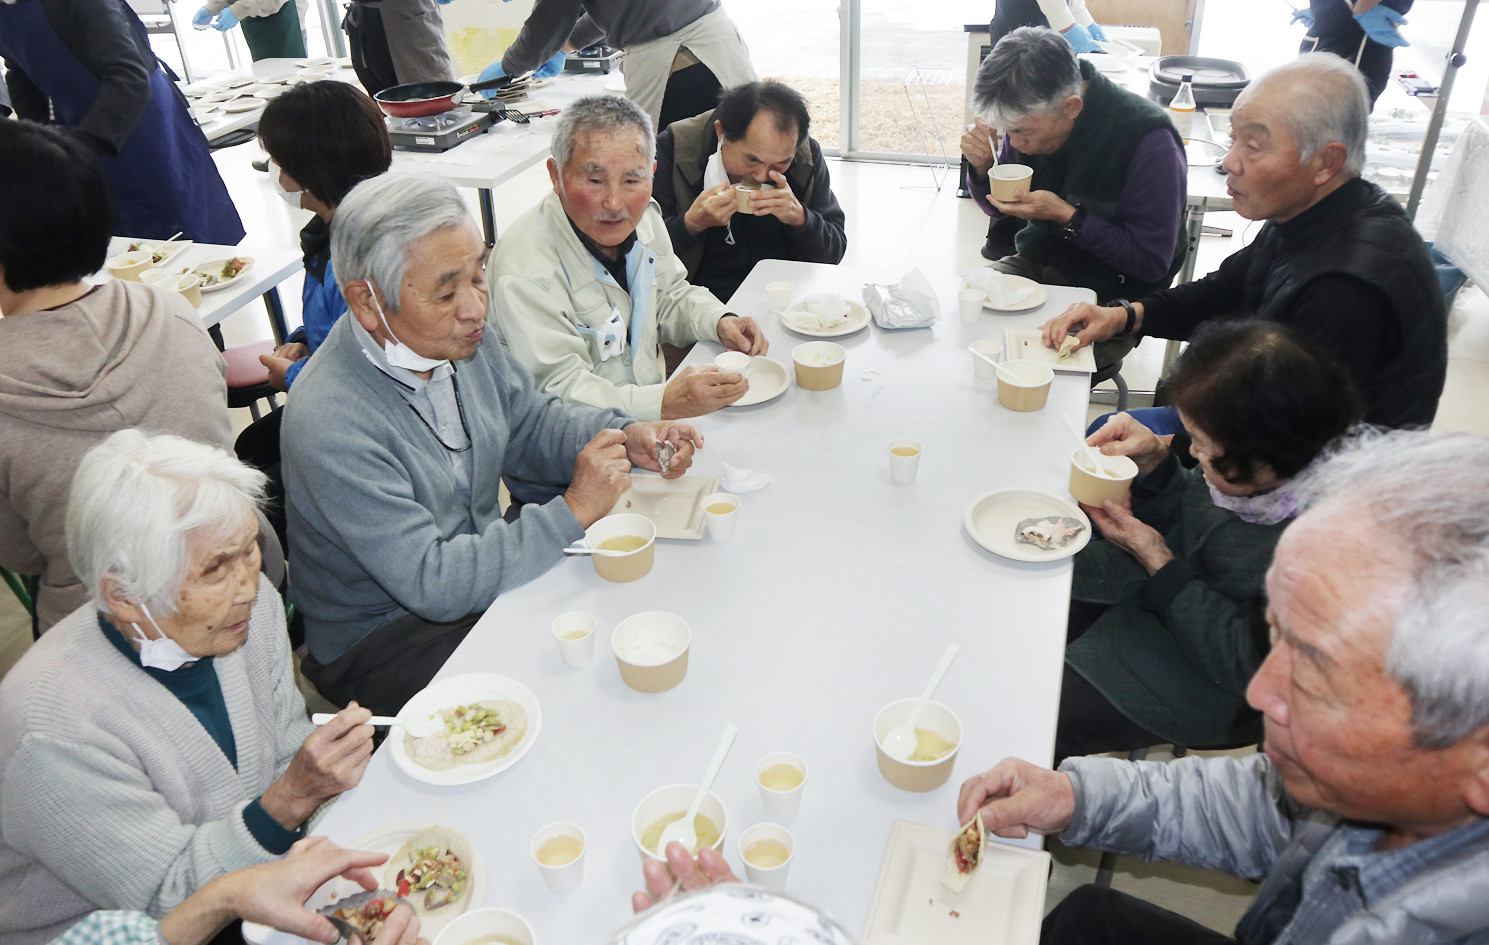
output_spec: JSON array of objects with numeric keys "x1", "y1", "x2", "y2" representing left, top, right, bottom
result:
[
  {"x1": 140, "y1": 267, "x2": 174, "y2": 285},
  {"x1": 958, "y1": 288, "x2": 986, "y2": 324},
  {"x1": 738, "y1": 823, "x2": 795, "y2": 892},
  {"x1": 701, "y1": 492, "x2": 740, "y2": 542},
  {"x1": 970, "y1": 340, "x2": 1002, "y2": 378},
  {"x1": 433, "y1": 908, "x2": 535, "y2": 945},
  {"x1": 161, "y1": 272, "x2": 203, "y2": 308},
  {"x1": 714, "y1": 350, "x2": 752, "y2": 379},
  {"x1": 530, "y1": 822, "x2": 586, "y2": 894},
  {"x1": 631, "y1": 784, "x2": 728, "y2": 861},
  {"x1": 765, "y1": 280, "x2": 794, "y2": 314},
  {"x1": 551, "y1": 611, "x2": 596, "y2": 668},
  {"x1": 755, "y1": 751, "x2": 807, "y2": 819},
  {"x1": 887, "y1": 438, "x2": 922, "y2": 484}
]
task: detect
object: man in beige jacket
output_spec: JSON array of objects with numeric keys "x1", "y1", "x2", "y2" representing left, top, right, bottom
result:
[{"x1": 488, "y1": 94, "x2": 768, "y2": 423}]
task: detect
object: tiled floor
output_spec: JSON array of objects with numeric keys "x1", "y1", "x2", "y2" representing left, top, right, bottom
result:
[{"x1": 4, "y1": 126, "x2": 1488, "y2": 937}]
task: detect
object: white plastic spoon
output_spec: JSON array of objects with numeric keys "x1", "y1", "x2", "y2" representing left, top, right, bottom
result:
[
  {"x1": 312, "y1": 710, "x2": 441, "y2": 738},
  {"x1": 1061, "y1": 413, "x2": 1114, "y2": 479},
  {"x1": 563, "y1": 547, "x2": 627, "y2": 557},
  {"x1": 994, "y1": 361, "x2": 1021, "y2": 385},
  {"x1": 967, "y1": 345, "x2": 1001, "y2": 369},
  {"x1": 880, "y1": 643, "x2": 960, "y2": 761},
  {"x1": 658, "y1": 723, "x2": 738, "y2": 855}
]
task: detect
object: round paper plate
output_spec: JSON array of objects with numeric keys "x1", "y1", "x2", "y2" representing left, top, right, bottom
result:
[
  {"x1": 781, "y1": 298, "x2": 871, "y2": 337},
  {"x1": 389, "y1": 673, "x2": 542, "y2": 786},
  {"x1": 193, "y1": 257, "x2": 255, "y2": 292},
  {"x1": 728, "y1": 356, "x2": 791, "y2": 407},
  {"x1": 220, "y1": 97, "x2": 266, "y2": 114},
  {"x1": 980, "y1": 274, "x2": 1048, "y2": 312},
  {"x1": 964, "y1": 488, "x2": 1091, "y2": 562}
]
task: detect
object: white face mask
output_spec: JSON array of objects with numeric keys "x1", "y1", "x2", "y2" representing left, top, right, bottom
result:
[
  {"x1": 704, "y1": 140, "x2": 730, "y2": 191},
  {"x1": 269, "y1": 160, "x2": 305, "y2": 210},
  {"x1": 130, "y1": 602, "x2": 197, "y2": 672},
  {"x1": 368, "y1": 283, "x2": 449, "y2": 372}
]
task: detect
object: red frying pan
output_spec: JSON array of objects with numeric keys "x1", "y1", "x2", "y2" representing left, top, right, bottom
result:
[{"x1": 373, "y1": 75, "x2": 513, "y2": 118}]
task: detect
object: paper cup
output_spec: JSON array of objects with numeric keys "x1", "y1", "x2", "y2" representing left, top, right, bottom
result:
[
  {"x1": 140, "y1": 267, "x2": 174, "y2": 286},
  {"x1": 990, "y1": 163, "x2": 1034, "y2": 202},
  {"x1": 106, "y1": 250, "x2": 155, "y2": 282},
  {"x1": 631, "y1": 784, "x2": 728, "y2": 861},
  {"x1": 970, "y1": 340, "x2": 1002, "y2": 379},
  {"x1": 612, "y1": 611, "x2": 691, "y2": 693},
  {"x1": 433, "y1": 908, "x2": 535, "y2": 945},
  {"x1": 583, "y1": 512, "x2": 655, "y2": 583},
  {"x1": 714, "y1": 350, "x2": 752, "y2": 379},
  {"x1": 792, "y1": 342, "x2": 845, "y2": 391},
  {"x1": 996, "y1": 359, "x2": 1054, "y2": 412},
  {"x1": 755, "y1": 752, "x2": 807, "y2": 819},
  {"x1": 887, "y1": 439, "x2": 922, "y2": 484},
  {"x1": 873, "y1": 698, "x2": 963, "y2": 792},
  {"x1": 734, "y1": 180, "x2": 772, "y2": 212},
  {"x1": 765, "y1": 281, "x2": 794, "y2": 314},
  {"x1": 551, "y1": 611, "x2": 596, "y2": 668},
  {"x1": 161, "y1": 272, "x2": 203, "y2": 308},
  {"x1": 702, "y1": 492, "x2": 740, "y2": 542},
  {"x1": 530, "y1": 822, "x2": 586, "y2": 894},
  {"x1": 1068, "y1": 449, "x2": 1140, "y2": 507},
  {"x1": 738, "y1": 824, "x2": 795, "y2": 892},
  {"x1": 958, "y1": 288, "x2": 986, "y2": 324}
]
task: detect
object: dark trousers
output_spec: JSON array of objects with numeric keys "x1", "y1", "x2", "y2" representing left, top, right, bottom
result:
[
  {"x1": 658, "y1": 61, "x2": 722, "y2": 130},
  {"x1": 234, "y1": 406, "x2": 287, "y2": 555},
  {"x1": 300, "y1": 610, "x2": 481, "y2": 716},
  {"x1": 1054, "y1": 600, "x2": 1164, "y2": 765},
  {"x1": 1043, "y1": 885, "x2": 1235, "y2": 945},
  {"x1": 344, "y1": 1, "x2": 399, "y2": 97}
]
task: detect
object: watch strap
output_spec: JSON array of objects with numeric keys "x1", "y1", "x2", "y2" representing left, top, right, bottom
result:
[{"x1": 1114, "y1": 299, "x2": 1137, "y2": 336}]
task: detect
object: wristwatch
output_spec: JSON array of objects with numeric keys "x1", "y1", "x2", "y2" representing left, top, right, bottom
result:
[
  {"x1": 1059, "y1": 205, "x2": 1087, "y2": 243},
  {"x1": 1113, "y1": 299, "x2": 1137, "y2": 336}
]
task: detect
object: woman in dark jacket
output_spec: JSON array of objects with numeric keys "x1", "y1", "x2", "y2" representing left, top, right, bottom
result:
[{"x1": 1055, "y1": 320, "x2": 1365, "y2": 763}]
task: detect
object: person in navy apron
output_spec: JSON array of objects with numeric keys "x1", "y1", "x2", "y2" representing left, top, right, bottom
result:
[{"x1": 0, "y1": 0, "x2": 245, "y2": 244}]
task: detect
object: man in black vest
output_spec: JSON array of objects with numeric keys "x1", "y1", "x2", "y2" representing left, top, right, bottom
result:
[
  {"x1": 961, "y1": 27, "x2": 1188, "y2": 368},
  {"x1": 1043, "y1": 53, "x2": 1447, "y2": 430}
]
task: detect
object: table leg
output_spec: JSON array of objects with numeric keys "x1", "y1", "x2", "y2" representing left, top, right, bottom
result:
[
  {"x1": 479, "y1": 188, "x2": 497, "y2": 248},
  {"x1": 208, "y1": 324, "x2": 226, "y2": 351},
  {"x1": 263, "y1": 287, "x2": 288, "y2": 346},
  {"x1": 1160, "y1": 203, "x2": 1209, "y2": 376}
]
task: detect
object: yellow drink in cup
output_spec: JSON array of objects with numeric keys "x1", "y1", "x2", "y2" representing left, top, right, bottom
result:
[
  {"x1": 744, "y1": 838, "x2": 791, "y2": 868},
  {"x1": 535, "y1": 835, "x2": 582, "y2": 866}
]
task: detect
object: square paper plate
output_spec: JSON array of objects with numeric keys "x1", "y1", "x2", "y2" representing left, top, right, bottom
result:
[
  {"x1": 862, "y1": 820, "x2": 1050, "y2": 945},
  {"x1": 1005, "y1": 328, "x2": 1097, "y2": 374},
  {"x1": 608, "y1": 475, "x2": 720, "y2": 539}
]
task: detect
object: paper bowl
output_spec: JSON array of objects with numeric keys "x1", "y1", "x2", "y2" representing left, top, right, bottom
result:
[
  {"x1": 734, "y1": 180, "x2": 771, "y2": 212},
  {"x1": 872, "y1": 698, "x2": 963, "y2": 792},
  {"x1": 433, "y1": 908, "x2": 536, "y2": 945},
  {"x1": 791, "y1": 341, "x2": 846, "y2": 391},
  {"x1": 583, "y1": 512, "x2": 655, "y2": 583},
  {"x1": 996, "y1": 359, "x2": 1054, "y2": 412},
  {"x1": 106, "y1": 250, "x2": 155, "y2": 281},
  {"x1": 1068, "y1": 449, "x2": 1139, "y2": 507},
  {"x1": 160, "y1": 272, "x2": 203, "y2": 308},
  {"x1": 611, "y1": 611, "x2": 691, "y2": 693},
  {"x1": 990, "y1": 163, "x2": 1034, "y2": 202},
  {"x1": 140, "y1": 267, "x2": 175, "y2": 286},
  {"x1": 631, "y1": 783, "x2": 728, "y2": 861}
]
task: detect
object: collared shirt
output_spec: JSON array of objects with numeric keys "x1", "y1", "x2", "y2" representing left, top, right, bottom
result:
[
  {"x1": 1277, "y1": 817, "x2": 1489, "y2": 944},
  {"x1": 568, "y1": 216, "x2": 638, "y2": 293}
]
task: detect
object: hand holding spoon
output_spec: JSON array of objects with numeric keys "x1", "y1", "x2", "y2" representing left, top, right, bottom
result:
[{"x1": 1061, "y1": 413, "x2": 1114, "y2": 479}]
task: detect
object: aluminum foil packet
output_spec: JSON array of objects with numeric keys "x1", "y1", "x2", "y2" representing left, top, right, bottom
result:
[{"x1": 862, "y1": 267, "x2": 939, "y2": 329}]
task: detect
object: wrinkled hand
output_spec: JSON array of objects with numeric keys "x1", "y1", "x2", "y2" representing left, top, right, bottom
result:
[
  {"x1": 960, "y1": 119, "x2": 998, "y2": 178},
  {"x1": 684, "y1": 183, "x2": 738, "y2": 235},
  {"x1": 260, "y1": 342, "x2": 308, "y2": 393},
  {"x1": 1040, "y1": 302, "x2": 1128, "y2": 353},
  {"x1": 987, "y1": 188, "x2": 1076, "y2": 223},
  {"x1": 957, "y1": 758, "x2": 1076, "y2": 840},
  {"x1": 716, "y1": 315, "x2": 768, "y2": 356},
  {"x1": 631, "y1": 842, "x2": 739, "y2": 913},
  {"x1": 747, "y1": 171, "x2": 806, "y2": 226},
  {"x1": 260, "y1": 704, "x2": 374, "y2": 831},
  {"x1": 624, "y1": 421, "x2": 704, "y2": 479},
  {"x1": 564, "y1": 428, "x2": 631, "y2": 527},
  {"x1": 1081, "y1": 496, "x2": 1174, "y2": 575},
  {"x1": 661, "y1": 365, "x2": 748, "y2": 419},
  {"x1": 1087, "y1": 412, "x2": 1170, "y2": 474}
]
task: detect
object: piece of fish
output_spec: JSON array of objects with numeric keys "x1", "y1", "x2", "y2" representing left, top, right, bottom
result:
[{"x1": 1015, "y1": 515, "x2": 1086, "y2": 550}]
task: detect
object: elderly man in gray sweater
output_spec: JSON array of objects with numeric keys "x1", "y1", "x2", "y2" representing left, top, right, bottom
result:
[
  {"x1": 959, "y1": 431, "x2": 1489, "y2": 945},
  {"x1": 283, "y1": 170, "x2": 701, "y2": 715}
]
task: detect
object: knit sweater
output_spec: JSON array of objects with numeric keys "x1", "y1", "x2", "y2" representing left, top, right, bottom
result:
[{"x1": 0, "y1": 576, "x2": 312, "y2": 945}]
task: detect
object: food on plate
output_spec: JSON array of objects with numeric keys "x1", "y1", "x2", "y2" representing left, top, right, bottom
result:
[
  {"x1": 597, "y1": 535, "x2": 647, "y2": 552},
  {"x1": 783, "y1": 293, "x2": 850, "y2": 332},
  {"x1": 320, "y1": 890, "x2": 410, "y2": 942},
  {"x1": 941, "y1": 815, "x2": 987, "y2": 894},
  {"x1": 386, "y1": 826, "x2": 475, "y2": 915},
  {"x1": 127, "y1": 242, "x2": 172, "y2": 264},
  {"x1": 1056, "y1": 335, "x2": 1080, "y2": 362},
  {"x1": 403, "y1": 700, "x2": 528, "y2": 771},
  {"x1": 640, "y1": 811, "x2": 721, "y2": 856},
  {"x1": 194, "y1": 256, "x2": 252, "y2": 287},
  {"x1": 907, "y1": 727, "x2": 954, "y2": 762},
  {"x1": 1015, "y1": 515, "x2": 1086, "y2": 550}
]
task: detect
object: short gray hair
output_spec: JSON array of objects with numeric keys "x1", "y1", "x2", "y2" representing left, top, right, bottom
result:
[
  {"x1": 550, "y1": 95, "x2": 655, "y2": 175},
  {"x1": 973, "y1": 26, "x2": 1083, "y2": 127},
  {"x1": 331, "y1": 170, "x2": 475, "y2": 314},
  {"x1": 65, "y1": 430, "x2": 266, "y2": 615},
  {"x1": 1247, "y1": 53, "x2": 1368, "y2": 177},
  {"x1": 1304, "y1": 431, "x2": 1489, "y2": 748}
]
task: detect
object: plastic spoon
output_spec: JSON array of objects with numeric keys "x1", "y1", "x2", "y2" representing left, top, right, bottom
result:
[
  {"x1": 658, "y1": 723, "x2": 738, "y2": 855},
  {"x1": 563, "y1": 546, "x2": 627, "y2": 557},
  {"x1": 880, "y1": 643, "x2": 960, "y2": 761},
  {"x1": 994, "y1": 361, "x2": 1021, "y2": 385},
  {"x1": 1061, "y1": 413, "x2": 1114, "y2": 479},
  {"x1": 967, "y1": 345, "x2": 1001, "y2": 370},
  {"x1": 312, "y1": 710, "x2": 440, "y2": 738}
]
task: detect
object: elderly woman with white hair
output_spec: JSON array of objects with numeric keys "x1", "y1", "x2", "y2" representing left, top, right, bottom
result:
[
  {"x1": 282, "y1": 169, "x2": 704, "y2": 715},
  {"x1": 0, "y1": 430, "x2": 375, "y2": 945}
]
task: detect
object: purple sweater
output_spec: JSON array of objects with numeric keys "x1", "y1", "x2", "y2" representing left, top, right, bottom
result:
[{"x1": 968, "y1": 128, "x2": 1186, "y2": 284}]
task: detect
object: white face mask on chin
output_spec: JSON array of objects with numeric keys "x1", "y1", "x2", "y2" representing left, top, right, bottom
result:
[
  {"x1": 130, "y1": 602, "x2": 198, "y2": 672},
  {"x1": 368, "y1": 283, "x2": 449, "y2": 372}
]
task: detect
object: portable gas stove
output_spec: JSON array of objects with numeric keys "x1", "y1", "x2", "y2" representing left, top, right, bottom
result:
[
  {"x1": 386, "y1": 105, "x2": 497, "y2": 153},
  {"x1": 566, "y1": 44, "x2": 623, "y2": 74}
]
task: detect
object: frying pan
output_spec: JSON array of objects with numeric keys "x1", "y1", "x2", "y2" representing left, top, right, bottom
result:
[{"x1": 374, "y1": 75, "x2": 513, "y2": 118}]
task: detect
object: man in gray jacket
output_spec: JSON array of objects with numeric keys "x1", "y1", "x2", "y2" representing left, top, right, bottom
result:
[
  {"x1": 959, "y1": 430, "x2": 1489, "y2": 944},
  {"x1": 283, "y1": 170, "x2": 702, "y2": 714}
]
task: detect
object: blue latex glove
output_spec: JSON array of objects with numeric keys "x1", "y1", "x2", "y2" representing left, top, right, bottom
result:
[
  {"x1": 1289, "y1": 7, "x2": 1315, "y2": 28},
  {"x1": 1355, "y1": 5, "x2": 1408, "y2": 47},
  {"x1": 1061, "y1": 21, "x2": 1099, "y2": 53},
  {"x1": 477, "y1": 60, "x2": 506, "y2": 98},
  {"x1": 533, "y1": 51, "x2": 566, "y2": 78},
  {"x1": 191, "y1": 5, "x2": 213, "y2": 28},
  {"x1": 213, "y1": 7, "x2": 238, "y2": 30},
  {"x1": 1086, "y1": 22, "x2": 1108, "y2": 42}
]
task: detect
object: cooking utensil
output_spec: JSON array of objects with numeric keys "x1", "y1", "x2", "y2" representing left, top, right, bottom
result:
[
  {"x1": 1061, "y1": 413, "x2": 1114, "y2": 479},
  {"x1": 658, "y1": 724, "x2": 738, "y2": 854},
  {"x1": 880, "y1": 643, "x2": 959, "y2": 761},
  {"x1": 311, "y1": 708, "x2": 440, "y2": 737},
  {"x1": 373, "y1": 75, "x2": 513, "y2": 118}
]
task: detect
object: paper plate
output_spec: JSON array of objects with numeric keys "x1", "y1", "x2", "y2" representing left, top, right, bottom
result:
[
  {"x1": 389, "y1": 673, "x2": 542, "y2": 786},
  {"x1": 728, "y1": 356, "x2": 791, "y2": 407},
  {"x1": 963, "y1": 489, "x2": 1091, "y2": 562},
  {"x1": 781, "y1": 298, "x2": 871, "y2": 337},
  {"x1": 1080, "y1": 52, "x2": 1132, "y2": 73},
  {"x1": 979, "y1": 274, "x2": 1047, "y2": 312},
  {"x1": 193, "y1": 257, "x2": 255, "y2": 292},
  {"x1": 1004, "y1": 327, "x2": 1096, "y2": 373},
  {"x1": 608, "y1": 475, "x2": 720, "y2": 540},
  {"x1": 106, "y1": 237, "x2": 193, "y2": 269},
  {"x1": 220, "y1": 97, "x2": 266, "y2": 113}
]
